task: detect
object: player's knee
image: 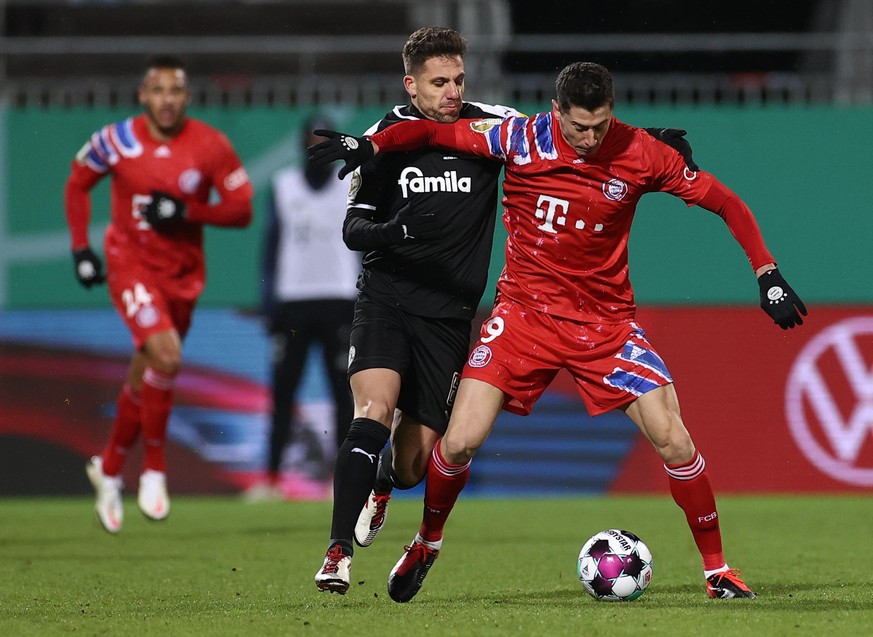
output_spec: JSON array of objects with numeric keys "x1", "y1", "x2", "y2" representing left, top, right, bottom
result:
[
  {"x1": 353, "y1": 399, "x2": 394, "y2": 426},
  {"x1": 149, "y1": 350, "x2": 181, "y2": 377},
  {"x1": 653, "y1": 433, "x2": 695, "y2": 465},
  {"x1": 441, "y1": 433, "x2": 479, "y2": 464}
]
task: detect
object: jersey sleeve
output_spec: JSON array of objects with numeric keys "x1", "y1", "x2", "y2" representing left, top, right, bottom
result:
[
  {"x1": 185, "y1": 131, "x2": 253, "y2": 227},
  {"x1": 64, "y1": 139, "x2": 107, "y2": 250},
  {"x1": 208, "y1": 131, "x2": 253, "y2": 203},
  {"x1": 369, "y1": 117, "x2": 511, "y2": 164},
  {"x1": 645, "y1": 134, "x2": 714, "y2": 206},
  {"x1": 697, "y1": 178, "x2": 775, "y2": 271},
  {"x1": 343, "y1": 151, "x2": 402, "y2": 250}
]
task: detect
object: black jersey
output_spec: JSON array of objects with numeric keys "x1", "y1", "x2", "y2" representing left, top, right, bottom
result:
[{"x1": 346, "y1": 101, "x2": 520, "y2": 321}]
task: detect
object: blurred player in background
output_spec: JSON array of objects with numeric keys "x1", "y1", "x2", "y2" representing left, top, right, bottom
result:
[
  {"x1": 246, "y1": 118, "x2": 358, "y2": 501},
  {"x1": 311, "y1": 28, "x2": 698, "y2": 595},
  {"x1": 310, "y1": 61, "x2": 806, "y2": 601},
  {"x1": 64, "y1": 55, "x2": 253, "y2": 533}
]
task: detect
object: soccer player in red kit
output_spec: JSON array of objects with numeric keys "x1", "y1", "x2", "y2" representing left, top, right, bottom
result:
[
  {"x1": 309, "y1": 61, "x2": 806, "y2": 600},
  {"x1": 64, "y1": 55, "x2": 253, "y2": 533}
]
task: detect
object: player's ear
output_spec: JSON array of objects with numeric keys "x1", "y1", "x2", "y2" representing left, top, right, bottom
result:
[{"x1": 403, "y1": 74, "x2": 416, "y2": 99}]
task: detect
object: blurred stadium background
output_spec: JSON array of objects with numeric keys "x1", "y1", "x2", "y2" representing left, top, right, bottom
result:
[{"x1": 1, "y1": 0, "x2": 871, "y2": 498}]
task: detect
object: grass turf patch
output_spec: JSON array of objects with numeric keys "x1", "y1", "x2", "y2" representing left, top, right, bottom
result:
[{"x1": 0, "y1": 495, "x2": 871, "y2": 636}]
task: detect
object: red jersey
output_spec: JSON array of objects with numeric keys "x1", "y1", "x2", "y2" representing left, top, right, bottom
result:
[
  {"x1": 372, "y1": 113, "x2": 772, "y2": 323},
  {"x1": 65, "y1": 114, "x2": 252, "y2": 300}
]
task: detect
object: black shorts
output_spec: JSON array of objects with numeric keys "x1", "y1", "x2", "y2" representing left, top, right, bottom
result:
[{"x1": 348, "y1": 295, "x2": 470, "y2": 433}]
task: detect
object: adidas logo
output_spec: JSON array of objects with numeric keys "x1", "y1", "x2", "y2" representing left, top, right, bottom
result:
[{"x1": 629, "y1": 345, "x2": 645, "y2": 360}]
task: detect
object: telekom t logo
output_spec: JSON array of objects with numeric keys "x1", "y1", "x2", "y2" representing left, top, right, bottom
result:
[
  {"x1": 786, "y1": 317, "x2": 873, "y2": 486},
  {"x1": 534, "y1": 195, "x2": 603, "y2": 234}
]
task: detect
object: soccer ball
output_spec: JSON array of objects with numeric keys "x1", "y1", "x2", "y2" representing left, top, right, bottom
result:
[{"x1": 577, "y1": 529, "x2": 653, "y2": 601}]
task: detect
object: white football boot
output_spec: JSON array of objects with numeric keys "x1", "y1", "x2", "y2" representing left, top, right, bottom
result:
[
  {"x1": 354, "y1": 489, "x2": 391, "y2": 547},
  {"x1": 85, "y1": 456, "x2": 123, "y2": 534},
  {"x1": 138, "y1": 469, "x2": 171, "y2": 521},
  {"x1": 315, "y1": 545, "x2": 351, "y2": 594}
]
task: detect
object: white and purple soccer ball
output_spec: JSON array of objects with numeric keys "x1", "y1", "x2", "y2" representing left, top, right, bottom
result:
[{"x1": 577, "y1": 529, "x2": 653, "y2": 601}]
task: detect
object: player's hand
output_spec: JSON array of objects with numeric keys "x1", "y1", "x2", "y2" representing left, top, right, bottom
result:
[
  {"x1": 644, "y1": 127, "x2": 699, "y2": 172},
  {"x1": 388, "y1": 202, "x2": 444, "y2": 242},
  {"x1": 758, "y1": 268, "x2": 807, "y2": 329},
  {"x1": 143, "y1": 191, "x2": 187, "y2": 228},
  {"x1": 306, "y1": 129, "x2": 374, "y2": 179},
  {"x1": 72, "y1": 246, "x2": 106, "y2": 289}
]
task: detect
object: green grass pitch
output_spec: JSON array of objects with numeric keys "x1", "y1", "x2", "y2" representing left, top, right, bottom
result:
[{"x1": 1, "y1": 494, "x2": 871, "y2": 636}]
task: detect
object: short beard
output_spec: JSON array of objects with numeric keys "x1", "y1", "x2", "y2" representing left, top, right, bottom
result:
[{"x1": 428, "y1": 110, "x2": 460, "y2": 124}]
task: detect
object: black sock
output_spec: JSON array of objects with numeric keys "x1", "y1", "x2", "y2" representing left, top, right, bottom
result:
[
  {"x1": 327, "y1": 538, "x2": 354, "y2": 557},
  {"x1": 372, "y1": 445, "x2": 421, "y2": 492},
  {"x1": 329, "y1": 418, "x2": 390, "y2": 552},
  {"x1": 373, "y1": 446, "x2": 395, "y2": 494}
]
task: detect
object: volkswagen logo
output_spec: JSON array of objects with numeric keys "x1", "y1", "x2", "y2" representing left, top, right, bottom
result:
[{"x1": 786, "y1": 317, "x2": 873, "y2": 486}]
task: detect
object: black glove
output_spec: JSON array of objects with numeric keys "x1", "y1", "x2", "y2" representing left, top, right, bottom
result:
[
  {"x1": 386, "y1": 202, "x2": 444, "y2": 243},
  {"x1": 143, "y1": 190, "x2": 187, "y2": 228},
  {"x1": 72, "y1": 246, "x2": 106, "y2": 289},
  {"x1": 307, "y1": 129, "x2": 374, "y2": 179},
  {"x1": 644, "y1": 127, "x2": 699, "y2": 172},
  {"x1": 758, "y1": 268, "x2": 807, "y2": 329}
]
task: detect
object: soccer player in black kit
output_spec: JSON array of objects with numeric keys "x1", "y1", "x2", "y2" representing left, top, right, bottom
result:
[{"x1": 314, "y1": 27, "x2": 699, "y2": 595}]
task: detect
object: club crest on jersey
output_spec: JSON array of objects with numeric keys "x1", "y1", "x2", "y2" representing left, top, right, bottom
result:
[
  {"x1": 349, "y1": 170, "x2": 362, "y2": 198},
  {"x1": 602, "y1": 178, "x2": 628, "y2": 201},
  {"x1": 179, "y1": 169, "x2": 203, "y2": 194},
  {"x1": 397, "y1": 166, "x2": 471, "y2": 198},
  {"x1": 469, "y1": 118, "x2": 503, "y2": 133},
  {"x1": 135, "y1": 305, "x2": 160, "y2": 329},
  {"x1": 468, "y1": 345, "x2": 493, "y2": 368}
]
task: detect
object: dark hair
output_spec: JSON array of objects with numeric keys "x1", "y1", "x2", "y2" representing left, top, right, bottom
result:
[
  {"x1": 402, "y1": 27, "x2": 467, "y2": 75},
  {"x1": 145, "y1": 55, "x2": 187, "y2": 73},
  {"x1": 555, "y1": 62, "x2": 615, "y2": 112}
]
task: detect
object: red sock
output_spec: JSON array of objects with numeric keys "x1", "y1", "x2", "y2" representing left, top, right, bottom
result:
[
  {"x1": 419, "y1": 441, "x2": 470, "y2": 543},
  {"x1": 140, "y1": 367, "x2": 175, "y2": 473},
  {"x1": 665, "y1": 451, "x2": 725, "y2": 571},
  {"x1": 101, "y1": 385, "x2": 142, "y2": 476}
]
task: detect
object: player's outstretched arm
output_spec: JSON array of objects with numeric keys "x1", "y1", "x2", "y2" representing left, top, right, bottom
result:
[
  {"x1": 697, "y1": 179, "x2": 807, "y2": 330},
  {"x1": 307, "y1": 130, "x2": 376, "y2": 179},
  {"x1": 308, "y1": 121, "x2": 455, "y2": 179},
  {"x1": 757, "y1": 267, "x2": 807, "y2": 329}
]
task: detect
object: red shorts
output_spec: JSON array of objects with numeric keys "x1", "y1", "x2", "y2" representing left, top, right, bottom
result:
[
  {"x1": 107, "y1": 261, "x2": 196, "y2": 350},
  {"x1": 462, "y1": 297, "x2": 673, "y2": 416}
]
